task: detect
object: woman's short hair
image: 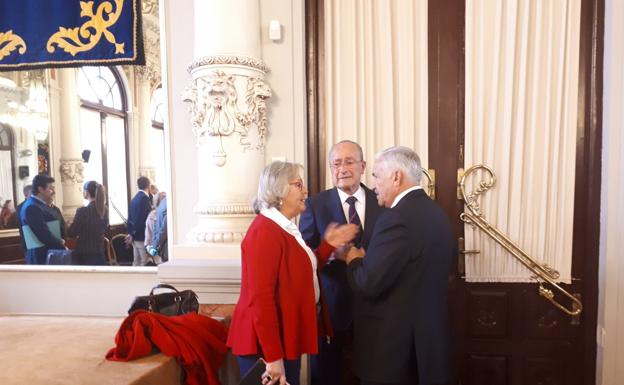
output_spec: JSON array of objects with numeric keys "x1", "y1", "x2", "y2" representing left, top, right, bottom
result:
[
  {"x1": 375, "y1": 146, "x2": 422, "y2": 185},
  {"x1": 253, "y1": 161, "x2": 304, "y2": 214}
]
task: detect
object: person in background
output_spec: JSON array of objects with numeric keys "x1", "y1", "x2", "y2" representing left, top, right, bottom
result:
[
  {"x1": 227, "y1": 161, "x2": 359, "y2": 385},
  {"x1": 0, "y1": 199, "x2": 16, "y2": 229},
  {"x1": 144, "y1": 191, "x2": 166, "y2": 265},
  {"x1": 20, "y1": 174, "x2": 65, "y2": 264},
  {"x1": 151, "y1": 195, "x2": 168, "y2": 262},
  {"x1": 67, "y1": 181, "x2": 109, "y2": 265},
  {"x1": 16, "y1": 184, "x2": 32, "y2": 252},
  {"x1": 149, "y1": 184, "x2": 159, "y2": 207},
  {"x1": 125, "y1": 176, "x2": 152, "y2": 266},
  {"x1": 299, "y1": 140, "x2": 384, "y2": 385}
]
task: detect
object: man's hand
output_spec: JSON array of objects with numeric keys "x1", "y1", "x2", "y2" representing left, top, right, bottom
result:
[
  {"x1": 345, "y1": 246, "x2": 365, "y2": 264},
  {"x1": 124, "y1": 235, "x2": 133, "y2": 246},
  {"x1": 324, "y1": 222, "x2": 359, "y2": 248}
]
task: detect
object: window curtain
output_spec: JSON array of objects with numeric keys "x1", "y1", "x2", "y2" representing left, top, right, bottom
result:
[
  {"x1": 464, "y1": 0, "x2": 581, "y2": 283},
  {"x1": 324, "y1": 0, "x2": 428, "y2": 187}
]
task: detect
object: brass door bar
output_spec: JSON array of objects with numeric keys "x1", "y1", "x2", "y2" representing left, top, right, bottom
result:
[{"x1": 459, "y1": 165, "x2": 582, "y2": 316}]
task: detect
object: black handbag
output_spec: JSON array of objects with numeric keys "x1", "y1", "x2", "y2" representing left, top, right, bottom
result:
[{"x1": 128, "y1": 284, "x2": 199, "y2": 316}]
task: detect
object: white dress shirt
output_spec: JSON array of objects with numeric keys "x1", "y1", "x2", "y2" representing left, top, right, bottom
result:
[
  {"x1": 260, "y1": 207, "x2": 320, "y2": 303},
  {"x1": 391, "y1": 185, "x2": 423, "y2": 208}
]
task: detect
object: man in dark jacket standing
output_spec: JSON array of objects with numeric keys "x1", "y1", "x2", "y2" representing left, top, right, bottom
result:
[
  {"x1": 126, "y1": 176, "x2": 152, "y2": 266},
  {"x1": 344, "y1": 146, "x2": 453, "y2": 385},
  {"x1": 300, "y1": 140, "x2": 384, "y2": 385},
  {"x1": 20, "y1": 175, "x2": 65, "y2": 264}
]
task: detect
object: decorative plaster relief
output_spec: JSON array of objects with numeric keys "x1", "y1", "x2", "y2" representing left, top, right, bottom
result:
[
  {"x1": 139, "y1": 166, "x2": 156, "y2": 183},
  {"x1": 194, "y1": 203, "x2": 255, "y2": 216},
  {"x1": 182, "y1": 70, "x2": 272, "y2": 166},
  {"x1": 188, "y1": 55, "x2": 269, "y2": 74},
  {"x1": 59, "y1": 159, "x2": 84, "y2": 184}
]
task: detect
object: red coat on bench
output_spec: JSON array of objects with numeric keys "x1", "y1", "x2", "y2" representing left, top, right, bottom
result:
[{"x1": 106, "y1": 311, "x2": 228, "y2": 385}]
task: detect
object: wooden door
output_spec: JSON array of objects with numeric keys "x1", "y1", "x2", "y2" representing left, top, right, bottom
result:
[
  {"x1": 305, "y1": 0, "x2": 602, "y2": 383},
  {"x1": 428, "y1": 0, "x2": 602, "y2": 384}
]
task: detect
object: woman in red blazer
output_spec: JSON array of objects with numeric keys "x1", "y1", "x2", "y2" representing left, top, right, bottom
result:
[{"x1": 227, "y1": 161, "x2": 358, "y2": 385}]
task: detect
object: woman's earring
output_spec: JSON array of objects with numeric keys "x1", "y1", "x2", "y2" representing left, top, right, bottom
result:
[{"x1": 279, "y1": 199, "x2": 283, "y2": 208}]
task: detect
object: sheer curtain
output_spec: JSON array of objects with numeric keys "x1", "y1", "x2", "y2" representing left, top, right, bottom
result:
[
  {"x1": 464, "y1": 0, "x2": 581, "y2": 283},
  {"x1": 323, "y1": 0, "x2": 428, "y2": 187}
]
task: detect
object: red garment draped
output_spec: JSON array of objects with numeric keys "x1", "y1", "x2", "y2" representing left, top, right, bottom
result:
[{"x1": 106, "y1": 311, "x2": 228, "y2": 385}]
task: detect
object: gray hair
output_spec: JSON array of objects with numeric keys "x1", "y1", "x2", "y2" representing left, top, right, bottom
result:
[
  {"x1": 253, "y1": 161, "x2": 304, "y2": 213},
  {"x1": 329, "y1": 140, "x2": 364, "y2": 161},
  {"x1": 375, "y1": 146, "x2": 422, "y2": 185}
]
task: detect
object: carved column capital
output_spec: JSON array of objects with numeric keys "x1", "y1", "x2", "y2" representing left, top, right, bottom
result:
[
  {"x1": 58, "y1": 159, "x2": 84, "y2": 184},
  {"x1": 138, "y1": 167, "x2": 156, "y2": 184}
]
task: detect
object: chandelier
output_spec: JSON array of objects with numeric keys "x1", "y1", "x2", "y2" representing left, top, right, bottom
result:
[{"x1": 0, "y1": 74, "x2": 49, "y2": 141}]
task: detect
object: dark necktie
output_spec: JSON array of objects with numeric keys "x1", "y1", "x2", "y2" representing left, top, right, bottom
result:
[{"x1": 346, "y1": 196, "x2": 362, "y2": 247}]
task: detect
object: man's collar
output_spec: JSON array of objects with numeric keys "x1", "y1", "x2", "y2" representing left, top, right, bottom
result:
[
  {"x1": 31, "y1": 194, "x2": 48, "y2": 205},
  {"x1": 391, "y1": 185, "x2": 423, "y2": 208},
  {"x1": 337, "y1": 185, "x2": 365, "y2": 204}
]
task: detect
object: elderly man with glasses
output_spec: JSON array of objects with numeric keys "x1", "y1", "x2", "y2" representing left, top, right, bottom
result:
[{"x1": 300, "y1": 140, "x2": 385, "y2": 385}]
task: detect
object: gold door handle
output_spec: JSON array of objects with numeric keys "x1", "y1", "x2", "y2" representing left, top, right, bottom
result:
[{"x1": 457, "y1": 237, "x2": 480, "y2": 276}]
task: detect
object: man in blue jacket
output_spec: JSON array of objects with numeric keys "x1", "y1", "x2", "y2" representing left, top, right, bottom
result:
[
  {"x1": 20, "y1": 175, "x2": 65, "y2": 264},
  {"x1": 300, "y1": 140, "x2": 384, "y2": 385},
  {"x1": 125, "y1": 176, "x2": 152, "y2": 266}
]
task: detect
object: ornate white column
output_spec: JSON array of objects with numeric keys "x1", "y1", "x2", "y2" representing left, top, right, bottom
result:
[
  {"x1": 181, "y1": 0, "x2": 271, "y2": 248},
  {"x1": 56, "y1": 68, "x2": 84, "y2": 220}
]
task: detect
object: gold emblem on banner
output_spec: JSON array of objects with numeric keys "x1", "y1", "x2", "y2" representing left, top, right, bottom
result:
[
  {"x1": 46, "y1": 0, "x2": 125, "y2": 56},
  {"x1": 0, "y1": 30, "x2": 27, "y2": 61}
]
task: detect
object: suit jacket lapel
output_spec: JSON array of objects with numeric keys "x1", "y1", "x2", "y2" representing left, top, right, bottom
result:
[
  {"x1": 326, "y1": 187, "x2": 347, "y2": 224},
  {"x1": 362, "y1": 185, "x2": 381, "y2": 247}
]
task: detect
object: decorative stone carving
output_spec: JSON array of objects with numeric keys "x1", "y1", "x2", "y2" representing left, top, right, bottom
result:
[
  {"x1": 187, "y1": 229, "x2": 246, "y2": 244},
  {"x1": 134, "y1": 61, "x2": 161, "y2": 88},
  {"x1": 139, "y1": 166, "x2": 156, "y2": 183},
  {"x1": 141, "y1": 0, "x2": 158, "y2": 16},
  {"x1": 59, "y1": 159, "x2": 84, "y2": 184},
  {"x1": 194, "y1": 203, "x2": 255, "y2": 216},
  {"x1": 188, "y1": 55, "x2": 269, "y2": 74},
  {"x1": 182, "y1": 70, "x2": 272, "y2": 166}
]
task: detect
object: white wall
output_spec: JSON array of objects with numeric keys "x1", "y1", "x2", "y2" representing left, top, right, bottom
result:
[
  {"x1": 0, "y1": 266, "x2": 158, "y2": 316},
  {"x1": 597, "y1": 0, "x2": 624, "y2": 383}
]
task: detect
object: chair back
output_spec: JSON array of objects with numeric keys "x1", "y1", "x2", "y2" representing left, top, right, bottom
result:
[
  {"x1": 103, "y1": 236, "x2": 117, "y2": 265},
  {"x1": 111, "y1": 233, "x2": 134, "y2": 266}
]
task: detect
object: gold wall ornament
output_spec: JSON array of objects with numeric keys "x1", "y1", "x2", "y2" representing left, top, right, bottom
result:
[
  {"x1": 459, "y1": 165, "x2": 582, "y2": 316},
  {"x1": 0, "y1": 31, "x2": 27, "y2": 61},
  {"x1": 46, "y1": 0, "x2": 125, "y2": 57}
]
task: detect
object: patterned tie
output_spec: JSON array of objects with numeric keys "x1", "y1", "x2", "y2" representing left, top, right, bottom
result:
[{"x1": 346, "y1": 196, "x2": 362, "y2": 247}]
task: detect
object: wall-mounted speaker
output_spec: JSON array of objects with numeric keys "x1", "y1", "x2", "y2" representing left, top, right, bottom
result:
[
  {"x1": 82, "y1": 149, "x2": 91, "y2": 163},
  {"x1": 18, "y1": 166, "x2": 29, "y2": 179}
]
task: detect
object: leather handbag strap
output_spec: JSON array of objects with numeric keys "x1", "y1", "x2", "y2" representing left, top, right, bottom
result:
[{"x1": 149, "y1": 283, "x2": 180, "y2": 295}]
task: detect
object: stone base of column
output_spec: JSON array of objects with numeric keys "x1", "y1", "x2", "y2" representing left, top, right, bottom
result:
[{"x1": 157, "y1": 256, "x2": 241, "y2": 304}]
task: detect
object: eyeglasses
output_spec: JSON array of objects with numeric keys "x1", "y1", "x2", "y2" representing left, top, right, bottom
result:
[
  {"x1": 289, "y1": 181, "x2": 304, "y2": 191},
  {"x1": 329, "y1": 158, "x2": 362, "y2": 169}
]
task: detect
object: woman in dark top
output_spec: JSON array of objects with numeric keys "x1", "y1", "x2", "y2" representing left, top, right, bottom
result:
[{"x1": 67, "y1": 181, "x2": 109, "y2": 265}]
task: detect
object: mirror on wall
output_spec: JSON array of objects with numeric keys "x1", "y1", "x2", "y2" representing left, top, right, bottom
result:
[{"x1": 0, "y1": 1, "x2": 166, "y2": 266}]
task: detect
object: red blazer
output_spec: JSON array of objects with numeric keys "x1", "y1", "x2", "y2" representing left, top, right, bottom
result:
[{"x1": 226, "y1": 214, "x2": 335, "y2": 362}]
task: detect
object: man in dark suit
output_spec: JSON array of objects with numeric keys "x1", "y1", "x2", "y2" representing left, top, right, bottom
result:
[
  {"x1": 300, "y1": 140, "x2": 384, "y2": 385},
  {"x1": 20, "y1": 175, "x2": 65, "y2": 264},
  {"x1": 125, "y1": 176, "x2": 152, "y2": 266},
  {"x1": 344, "y1": 146, "x2": 453, "y2": 385}
]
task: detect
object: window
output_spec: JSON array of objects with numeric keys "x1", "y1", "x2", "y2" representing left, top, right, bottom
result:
[{"x1": 77, "y1": 67, "x2": 129, "y2": 225}]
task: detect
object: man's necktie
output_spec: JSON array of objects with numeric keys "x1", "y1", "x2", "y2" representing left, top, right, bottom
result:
[{"x1": 346, "y1": 196, "x2": 362, "y2": 247}]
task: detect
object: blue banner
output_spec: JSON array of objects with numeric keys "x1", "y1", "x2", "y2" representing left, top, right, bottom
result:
[{"x1": 0, "y1": 0, "x2": 144, "y2": 71}]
